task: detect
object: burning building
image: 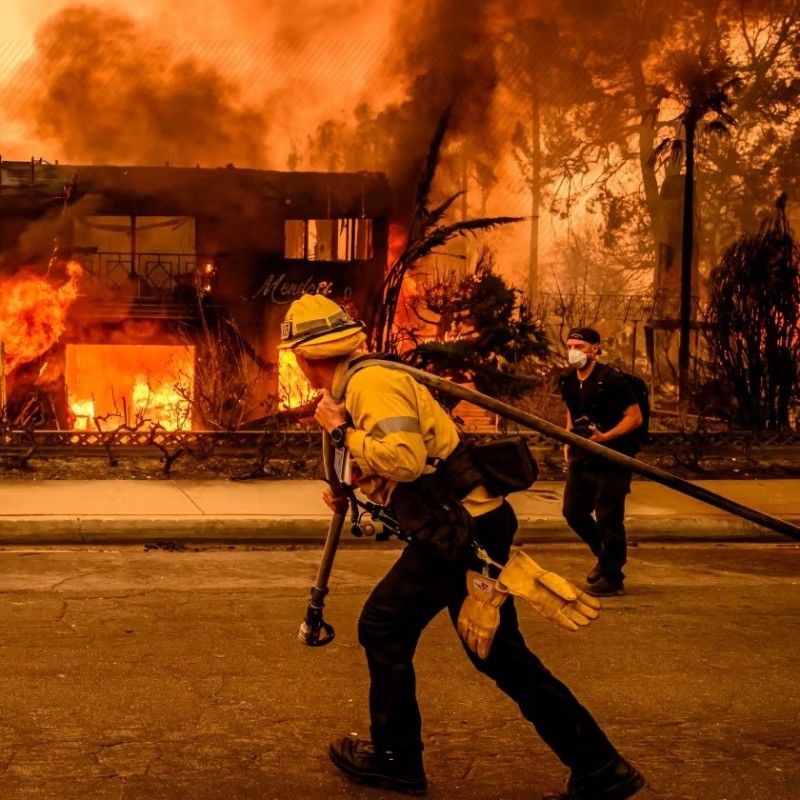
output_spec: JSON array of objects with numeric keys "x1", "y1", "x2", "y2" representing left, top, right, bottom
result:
[{"x1": 0, "y1": 159, "x2": 391, "y2": 430}]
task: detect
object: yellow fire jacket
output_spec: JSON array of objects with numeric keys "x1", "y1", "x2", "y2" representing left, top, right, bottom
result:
[{"x1": 334, "y1": 361, "x2": 502, "y2": 518}]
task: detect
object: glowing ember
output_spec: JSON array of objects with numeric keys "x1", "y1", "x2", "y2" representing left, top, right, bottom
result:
[
  {"x1": 66, "y1": 344, "x2": 194, "y2": 431},
  {"x1": 0, "y1": 262, "x2": 83, "y2": 375},
  {"x1": 278, "y1": 349, "x2": 315, "y2": 410}
]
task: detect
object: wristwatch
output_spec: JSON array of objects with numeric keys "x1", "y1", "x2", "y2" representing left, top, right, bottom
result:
[{"x1": 329, "y1": 422, "x2": 350, "y2": 448}]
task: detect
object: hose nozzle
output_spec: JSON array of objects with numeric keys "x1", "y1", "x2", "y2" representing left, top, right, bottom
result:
[{"x1": 298, "y1": 602, "x2": 335, "y2": 647}]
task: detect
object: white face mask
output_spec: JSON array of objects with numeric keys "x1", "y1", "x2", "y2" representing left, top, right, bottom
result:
[{"x1": 568, "y1": 348, "x2": 588, "y2": 368}]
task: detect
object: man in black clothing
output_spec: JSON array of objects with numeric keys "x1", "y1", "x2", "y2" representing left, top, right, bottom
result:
[{"x1": 559, "y1": 327, "x2": 643, "y2": 597}]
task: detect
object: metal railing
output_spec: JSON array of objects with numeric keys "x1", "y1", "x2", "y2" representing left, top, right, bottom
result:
[
  {"x1": 69, "y1": 251, "x2": 216, "y2": 299},
  {"x1": 3, "y1": 428, "x2": 800, "y2": 463}
]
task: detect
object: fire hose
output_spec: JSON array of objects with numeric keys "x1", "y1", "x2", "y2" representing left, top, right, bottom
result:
[{"x1": 299, "y1": 359, "x2": 800, "y2": 646}]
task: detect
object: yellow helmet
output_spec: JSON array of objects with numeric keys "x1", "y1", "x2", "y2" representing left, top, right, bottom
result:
[{"x1": 278, "y1": 293, "x2": 364, "y2": 352}]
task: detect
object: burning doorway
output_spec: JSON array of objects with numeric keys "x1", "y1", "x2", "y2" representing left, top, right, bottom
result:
[{"x1": 65, "y1": 344, "x2": 194, "y2": 431}]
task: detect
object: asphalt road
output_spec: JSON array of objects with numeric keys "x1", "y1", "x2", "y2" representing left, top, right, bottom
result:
[{"x1": 0, "y1": 541, "x2": 797, "y2": 800}]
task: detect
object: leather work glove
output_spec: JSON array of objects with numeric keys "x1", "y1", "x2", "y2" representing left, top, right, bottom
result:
[
  {"x1": 497, "y1": 550, "x2": 601, "y2": 632},
  {"x1": 457, "y1": 570, "x2": 509, "y2": 659}
]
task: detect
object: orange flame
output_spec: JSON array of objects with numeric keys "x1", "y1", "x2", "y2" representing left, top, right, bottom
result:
[
  {"x1": 391, "y1": 273, "x2": 421, "y2": 355},
  {"x1": 388, "y1": 222, "x2": 407, "y2": 266},
  {"x1": 70, "y1": 398, "x2": 95, "y2": 431},
  {"x1": 0, "y1": 262, "x2": 83, "y2": 375}
]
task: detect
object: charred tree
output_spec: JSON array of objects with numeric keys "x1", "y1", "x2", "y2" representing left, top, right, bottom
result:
[{"x1": 702, "y1": 195, "x2": 800, "y2": 431}]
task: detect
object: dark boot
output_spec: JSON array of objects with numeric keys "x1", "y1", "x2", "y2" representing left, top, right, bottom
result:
[
  {"x1": 586, "y1": 561, "x2": 603, "y2": 584},
  {"x1": 542, "y1": 756, "x2": 645, "y2": 800},
  {"x1": 329, "y1": 736, "x2": 427, "y2": 795},
  {"x1": 584, "y1": 576, "x2": 625, "y2": 597}
]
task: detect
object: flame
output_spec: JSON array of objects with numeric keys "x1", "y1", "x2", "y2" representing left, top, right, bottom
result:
[
  {"x1": 278, "y1": 349, "x2": 315, "y2": 410},
  {"x1": 389, "y1": 272, "x2": 422, "y2": 355},
  {"x1": 69, "y1": 398, "x2": 95, "y2": 431},
  {"x1": 0, "y1": 262, "x2": 83, "y2": 375},
  {"x1": 388, "y1": 223, "x2": 407, "y2": 266},
  {"x1": 66, "y1": 344, "x2": 194, "y2": 431},
  {"x1": 131, "y1": 374, "x2": 192, "y2": 430}
]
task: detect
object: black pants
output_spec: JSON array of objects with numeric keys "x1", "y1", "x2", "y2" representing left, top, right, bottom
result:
[
  {"x1": 357, "y1": 501, "x2": 618, "y2": 773},
  {"x1": 562, "y1": 458, "x2": 632, "y2": 585}
]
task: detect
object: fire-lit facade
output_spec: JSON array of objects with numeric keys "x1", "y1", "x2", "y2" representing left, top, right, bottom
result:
[{"x1": 0, "y1": 159, "x2": 391, "y2": 430}]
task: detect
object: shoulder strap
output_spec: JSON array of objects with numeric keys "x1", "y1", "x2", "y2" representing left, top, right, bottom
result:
[
  {"x1": 347, "y1": 352, "x2": 402, "y2": 369},
  {"x1": 594, "y1": 362, "x2": 614, "y2": 380},
  {"x1": 586, "y1": 362, "x2": 613, "y2": 390}
]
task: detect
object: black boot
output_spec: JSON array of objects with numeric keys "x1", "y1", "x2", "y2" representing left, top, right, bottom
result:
[
  {"x1": 586, "y1": 560, "x2": 603, "y2": 584},
  {"x1": 584, "y1": 576, "x2": 625, "y2": 597},
  {"x1": 542, "y1": 756, "x2": 645, "y2": 800},
  {"x1": 329, "y1": 736, "x2": 427, "y2": 795}
]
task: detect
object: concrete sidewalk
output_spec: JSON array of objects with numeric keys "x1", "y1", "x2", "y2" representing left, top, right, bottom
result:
[{"x1": 0, "y1": 477, "x2": 798, "y2": 544}]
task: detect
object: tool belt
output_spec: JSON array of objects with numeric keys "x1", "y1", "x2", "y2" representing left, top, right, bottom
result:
[
  {"x1": 390, "y1": 441, "x2": 482, "y2": 560},
  {"x1": 389, "y1": 438, "x2": 538, "y2": 560}
]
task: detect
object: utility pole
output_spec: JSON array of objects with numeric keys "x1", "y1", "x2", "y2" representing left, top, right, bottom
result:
[
  {"x1": 678, "y1": 115, "x2": 696, "y2": 404},
  {"x1": 529, "y1": 74, "x2": 541, "y2": 301}
]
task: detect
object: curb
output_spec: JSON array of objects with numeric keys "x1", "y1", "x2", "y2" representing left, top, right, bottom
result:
[
  {"x1": 0, "y1": 515, "x2": 794, "y2": 545},
  {"x1": 0, "y1": 517, "x2": 334, "y2": 545},
  {"x1": 516, "y1": 517, "x2": 792, "y2": 543}
]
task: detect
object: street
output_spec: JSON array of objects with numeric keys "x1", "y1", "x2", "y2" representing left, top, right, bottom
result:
[{"x1": 0, "y1": 541, "x2": 797, "y2": 800}]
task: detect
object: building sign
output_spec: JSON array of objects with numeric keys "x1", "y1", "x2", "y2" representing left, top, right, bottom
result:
[{"x1": 251, "y1": 272, "x2": 353, "y2": 305}]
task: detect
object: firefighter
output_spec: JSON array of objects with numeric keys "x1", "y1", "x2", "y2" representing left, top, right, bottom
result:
[{"x1": 279, "y1": 293, "x2": 645, "y2": 800}]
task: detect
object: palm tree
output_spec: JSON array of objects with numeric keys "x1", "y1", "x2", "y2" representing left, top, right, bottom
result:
[
  {"x1": 370, "y1": 108, "x2": 524, "y2": 352},
  {"x1": 651, "y1": 48, "x2": 740, "y2": 404}
]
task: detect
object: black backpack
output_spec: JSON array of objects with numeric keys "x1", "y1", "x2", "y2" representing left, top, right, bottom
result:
[{"x1": 597, "y1": 364, "x2": 651, "y2": 445}]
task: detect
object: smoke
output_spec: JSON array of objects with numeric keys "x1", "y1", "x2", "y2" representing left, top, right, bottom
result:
[
  {"x1": 294, "y1": 0, "x2": 530, "y2": 216},
  {"x1": 1, "y1": 1, "x2": 401, "y2": 169},
  {"x1": 3, "y1": 1, "x2": 531, "y2": 178},
  {"x1": 394, "y1": 0, "x2": 502, "y2": 141},
  {"x1": 5, "y1": 5, "x2": 268, "y2": 167}
]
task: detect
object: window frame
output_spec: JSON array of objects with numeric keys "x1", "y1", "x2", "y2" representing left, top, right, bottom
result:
[{"x1": 284, "y1": 218, "x2": 374, "y2": 262}]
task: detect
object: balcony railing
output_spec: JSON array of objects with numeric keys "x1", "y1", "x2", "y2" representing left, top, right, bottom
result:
[{"x1": 69, "y1": 250, "x2": 216, "y2": 300}]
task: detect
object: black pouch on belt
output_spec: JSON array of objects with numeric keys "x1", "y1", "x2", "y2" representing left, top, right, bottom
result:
[
  {"x1": 390, "y1": 441, "x2": 483, "y2": 560},
  {"x1": 471, "y1": 436, "x2": 538, "y2": 496}
]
